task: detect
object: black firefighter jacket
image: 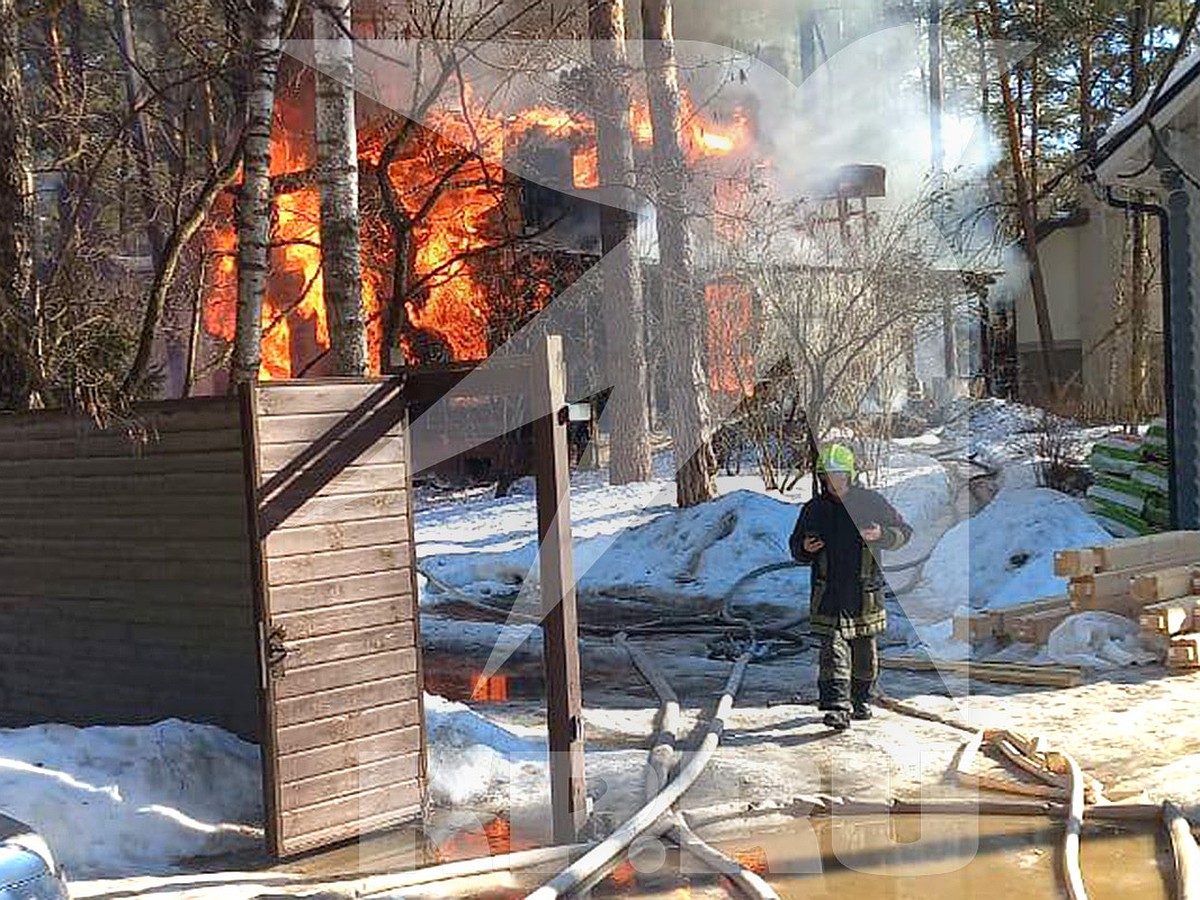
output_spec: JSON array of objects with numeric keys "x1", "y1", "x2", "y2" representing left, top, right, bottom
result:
[{"x1": 789, "y1": 485, "x2": 912, "y2": 638}]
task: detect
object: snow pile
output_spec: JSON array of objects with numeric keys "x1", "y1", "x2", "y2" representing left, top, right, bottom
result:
[
  {"x1": 422, "y1": 489, "x2": 810, "y2": 611},
  {"x1": 421, "y1": 449, "x2": 952, "y2": 613},
  {"x1": 920, "y1": 487, "x2": 1112, "y2": 618},
  {"x1": 0, "y1": 719, "x2": 262, "y2": 879},
  {"x1": 872, "y1": 447, "x2": 954, "y2": 535},
  {"x1": 1045, "y1": 612, "x2": 1159, "y2": 669},
  {"x1": 423, "y1": 695, "x2": 545, "y2": 808}
]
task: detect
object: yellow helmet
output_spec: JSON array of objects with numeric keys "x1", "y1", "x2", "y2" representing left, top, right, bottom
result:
[{"x1": 817, "y1": 443, "x2": 856, "y2": 480}]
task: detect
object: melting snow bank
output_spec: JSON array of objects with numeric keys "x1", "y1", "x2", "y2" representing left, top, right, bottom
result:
[
  {"x1": 902, "y1": 487, "x2": 1161, "y2": 668},
  {"x1": 421, "y1": 453, "x2": 952, "y2": 613},
  {"x1": 910, "y1": 487, "x2": 1112, "y2": 623},
  {"x1": 0, "y1": 700, "x2": 549, "y2": 880},
  {"x1": 424, "y1": 695, "x2": 546, "y2": 809},
  {"x1": 0, "y1": 719, "x2": 262, "y2": 879}
]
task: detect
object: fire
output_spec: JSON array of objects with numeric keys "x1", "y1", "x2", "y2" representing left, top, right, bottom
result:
[
  {"x1": 202, "y1": 81, "x2": 754, "y2": 377},
  {"x1": 684, "y1": 99, "x2": 751, "y2": 162},
  {"x1": 470, "y1": 672, "x2": 509, "y2": 701},
  {"x1": 706, "y1": 279, "x2": 755, "y2": 395},
  {"x1": 572, "y1": 146, "x2": 599, "y2": 190}
]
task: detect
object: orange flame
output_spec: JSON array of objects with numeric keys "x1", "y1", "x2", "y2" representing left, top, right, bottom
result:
[
  {"x1": 572, "y1": 146, "x2": 600, "y2": 189},
  {"x1": 203, "y1": 84, "x2": 753, "y2": 376},
  {"x1": 706, "y1": 279, "x2": 755, "y2": 395},
  {"x1": 470, "y1": 672, "x2": 510, "y2": 701}
]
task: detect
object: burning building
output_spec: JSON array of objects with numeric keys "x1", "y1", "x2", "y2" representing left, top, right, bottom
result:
[{"x1": 192, "y1": 57, "x2": 759, "y2": 403}]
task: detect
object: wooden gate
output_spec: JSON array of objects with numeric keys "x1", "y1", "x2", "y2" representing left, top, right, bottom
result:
[{"x1": 241, "y1": 378, "x2": 426, "y2": 858}]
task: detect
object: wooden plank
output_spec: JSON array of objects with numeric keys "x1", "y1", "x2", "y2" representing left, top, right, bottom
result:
[
  {"x1": 278, "y1": 801, "x2": 424, "y2": 859},
  {"x1": 266, "y1": 544, "x2": 412, "y2": 587},
  {"x1": 1096, "y1": 531, "x2": 1200, "y2": 572},
  {"x1": 988, "y1": 596, "x2": 1070, "y2": 639},
  {"x1": 268, "y1": 570, "x2": 407, "y2": 614},
  {"x1": 0, "y1": 536, "x2": 250, "y2": 564},
  {"x1": 0, "y1": 398, "x2": 239, "y2": 442},
  {"x1": 530, "y1": 335, "x2": 587, "y2": 844},
  {"x1": 274, "y1": 674, "x2": 419, "y2": 728},
  {"x1": 275, "y1": 698, "x2": 421, "y2": 757},
  {"x1": 282, "y1": 622, "x2": 416, "y2": 671},
  {"x1": 0, "y1": 493, "x2": 247, "y2": 521},
  {"x1": 1140, "y1": 596, "x2": 1200, "y2": 636},
  {"x1": 261, "y1": 463, "x2": 408, "y2": 501},
  {"x1": 279, "y1": 777, "x2": 422, "y2": 842},
  {"x1": 952, "y1": 611, "x2": 992, "y2": 644},
  {"x1": 0, "y1": 556, "x2": 251, "y2": 586},
  {"x1": 273, "y1": 597, "x2": 413, "y2": 641},
  {"x1": 6, "y1": 515, "x2": 248, "y2": 541},
  {"x1": 256, "y1": 383, "x2": 395, "y2": 417},
  {"x1": 0, "y1": 427, "x2": 243, "y2": 461},
  {"x1": 255, "y1": 412, "x2": 406, "y2": 448},
  {"x1": 259, "y1": 490, "x2": 408, "y2": 531},
  {"x1": 0, "y1": 575, "x2": 253, "y2": 605},
  {"x1": 879, "y1": 657, "x2": 1082, "y2": 687},
  {"x1": 0, "y1": 451, "x2": 245, "y2": 479},
  {"x1": 1055, "y1": 549, "x2": 1099, "y2": 578},
  {"x1": 275, "y1": 725, "x2": 422, "y2": 784},
  {"x1": 263, "y1": 516, "x2": 409, "y2": 557},
  {"x1": 0, "y1": 471, "x2": 246, "y2": 499},
  {"x1": 1008, "y1": 607, "x2": 1072, "y2": 645},
  {"x1": 1168, "y1": 633, "x2": 1200, "y2": 669},
  {"x1": 1130, "y1": 566, "x2": 1198, "y2": 603},
  {"x1": 270, "y1": 649, "x2": 418, "y2": 699},
  {"x1": 258, "y1": 438, "x2": 407, "y2": 477},
  {"x1": 279, "y1": 752, "x2": 422, "y2": 811}
]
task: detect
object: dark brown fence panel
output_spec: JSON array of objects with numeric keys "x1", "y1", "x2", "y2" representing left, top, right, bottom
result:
[
  {"x1": 0, "y1": 398, "x2": 259, "y2": 738},
  {"x1": 248, "y1": 379, "x2": 426, "y2": 859}
]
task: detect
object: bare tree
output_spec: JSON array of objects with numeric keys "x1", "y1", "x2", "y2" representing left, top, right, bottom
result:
[
  {"x1": 726, "y1": 191, "x2": 958, "y2": 444},
  {"x1": 588, "y1": 0, "x2": 653, "y2": 484},
  {"x1": 641, "y1": 0, "x2": 716, "y2": 507},
  {"x1": 234, "y1": 0, "x2": 290, "y2": 385},
  {"x1": 314, "y1": 0, "x2": 368, "y2": 375},
  {"x1": 0, "y1": 0, "x2": 38, "y2": 409}
]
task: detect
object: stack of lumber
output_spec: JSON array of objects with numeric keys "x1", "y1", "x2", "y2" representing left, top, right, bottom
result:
[
  {"x1": 953, "y1": 595, "x2": 1072, "y2": 646},
  {"x1": 1056, "y1": 531, "x2": 1200, "y2": 671},
  {"x1": 1086, "y1": 421, "x2": 1171, "y2": 537}
]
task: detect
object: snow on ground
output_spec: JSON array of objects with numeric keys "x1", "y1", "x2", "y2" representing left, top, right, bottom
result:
[
  {"x1": 423, "y1": 694, "x2": 546, "y2": 808},
  {"x1": 418, "y1": 448, "x2": 953, "y2": 614},
  {"x1": 0, "y1": 719, "x2": 262, "y2": 879},
  {"x1": 922, "y1": 486, "x2": 1112, "y2": 615},
  {"x1": 0, "y1": 699, "x2": 558, "y2": 882}
]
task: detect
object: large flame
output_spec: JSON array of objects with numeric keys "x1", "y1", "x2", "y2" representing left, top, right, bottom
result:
[{"x1": 203, "y1": 83, "x2": 753, "y2": 377}]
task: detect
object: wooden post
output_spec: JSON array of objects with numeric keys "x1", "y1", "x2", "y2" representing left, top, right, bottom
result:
[{"x1": 530, "y1": 334, "x2": 587, "y2": 843}]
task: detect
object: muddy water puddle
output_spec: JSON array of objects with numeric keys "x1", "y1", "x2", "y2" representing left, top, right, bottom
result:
[
  {"x1": 282, "y1": 811, "x2": 1171, "y2": 898},
  {"x1": 409, "y1": 815, "x2": 1170, "y2": 898}
]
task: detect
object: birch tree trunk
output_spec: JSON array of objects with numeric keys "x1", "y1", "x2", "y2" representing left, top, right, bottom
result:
[
  {"x1": 641, "y1": 0, "x2": 716, "y2": 507},
  {"x1": 233, "y1": 0, "x2": 287, "y2": 385},
  {"x1": 0, "y1": 0, "x2": 39, "y2": 409},
  {"x1": 313, "y1": 0, "x2": 367, "y2": 375},
  {"x1": 587, "y1": 0, "x2": 653, "y2": 485}
]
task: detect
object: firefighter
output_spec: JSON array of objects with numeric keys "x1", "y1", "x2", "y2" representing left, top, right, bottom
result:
[{"x1": 789, "y1": 443, "x2": 912, "y2": 730}]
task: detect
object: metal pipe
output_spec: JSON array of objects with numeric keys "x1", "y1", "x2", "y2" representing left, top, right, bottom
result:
[{"x1": 1101, "y1": 185, "x2": 1180, "y2": 528}]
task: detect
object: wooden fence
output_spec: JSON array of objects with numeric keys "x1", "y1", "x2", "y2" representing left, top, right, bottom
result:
[{"x1": 0, "y1": 379, "x2": 426, "y2": 858}]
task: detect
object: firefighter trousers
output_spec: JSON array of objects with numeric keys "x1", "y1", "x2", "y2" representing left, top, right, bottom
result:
[{"x1": 817, "y1": 631, "x2": 878, "y2": 711}]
